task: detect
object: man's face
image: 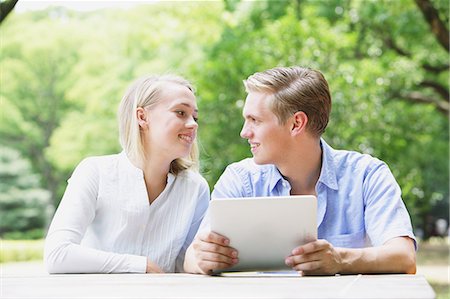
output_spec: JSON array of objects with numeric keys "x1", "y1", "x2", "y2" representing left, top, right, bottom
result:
[{"x1": 240, "y1": 92, "x2": 291, "y2": 165}]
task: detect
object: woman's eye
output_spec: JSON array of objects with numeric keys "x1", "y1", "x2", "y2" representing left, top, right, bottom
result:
[{"x1": 175, "y1": 110, "x2": 197, "y2": 122}]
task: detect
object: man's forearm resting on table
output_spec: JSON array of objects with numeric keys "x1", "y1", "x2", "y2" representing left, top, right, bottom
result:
[{"x1": 337, "y1": 237, "x2": 416, "y2": 274}]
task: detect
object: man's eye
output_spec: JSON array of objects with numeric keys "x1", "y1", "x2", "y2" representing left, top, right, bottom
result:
[{"x1": 176, "y1": 111, "x2": 185, "y2": 116}]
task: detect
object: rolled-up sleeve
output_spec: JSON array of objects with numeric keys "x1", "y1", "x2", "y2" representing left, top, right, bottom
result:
[{"x1": 363, "y1": 163, "x2": 417, "y2": 250}]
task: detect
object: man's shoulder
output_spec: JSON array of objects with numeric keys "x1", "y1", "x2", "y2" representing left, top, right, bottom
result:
[
  {"x1": 213, "y1": 158, "x2": 281, "y2": 198},
  {"x1": 226, "y1": 158, "x2": 278, "y2": 176},
  {"x1": 329, "y1": 146, "x2": 385, "y2": 173}
]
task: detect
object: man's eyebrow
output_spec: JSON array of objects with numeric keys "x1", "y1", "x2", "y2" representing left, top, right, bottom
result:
[{"x1": 242, "y1": 111, "x2": 257, "y2": 118}]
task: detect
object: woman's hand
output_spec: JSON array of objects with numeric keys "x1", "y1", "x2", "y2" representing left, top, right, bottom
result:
[{"x1": 146, "y1": 259, "x2": 164, "y2": 273}]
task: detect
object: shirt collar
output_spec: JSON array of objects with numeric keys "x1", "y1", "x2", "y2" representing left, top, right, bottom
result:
[
  {"x1": 268, "y1": 138, "x2": 339, "y2": 192},
  {"x1": 318, "y1": 138, "x2": 338, "y2": 190},
  {"x1": 119, "y1": 151, "x2": 143, "y2": 178},
  {"x1": 269, "y1": 165, "x2": 286, "y2": 192},
  {"x1": 118, "y1": 151, "x2": 176, "y2": 185}
]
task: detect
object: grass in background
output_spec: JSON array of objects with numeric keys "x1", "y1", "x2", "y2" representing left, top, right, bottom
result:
[
  {"x1": 432, "y1": 284, "x2": 449, "y2": 299},
  {"x1": 1, "y1": 239, "x2": 44, "y2": 263},
  {"x1": 417, "y1": 237, "x2": 449, "y2": 265},
  {"x1": 417, "y1": 237, "x2": 449, "y2": 299}
]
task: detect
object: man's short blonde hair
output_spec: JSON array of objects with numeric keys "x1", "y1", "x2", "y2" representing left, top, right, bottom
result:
[
  {"x1": 118, "y1": 75, "x2": 199, "y2": 174},
  {"x1": 244, "y1": 66, "x2": 331, "y2": 136}
]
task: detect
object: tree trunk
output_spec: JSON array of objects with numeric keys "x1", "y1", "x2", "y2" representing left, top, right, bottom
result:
[{"x1": 0, "y1": 0, "x2": 18, "y2": 24}]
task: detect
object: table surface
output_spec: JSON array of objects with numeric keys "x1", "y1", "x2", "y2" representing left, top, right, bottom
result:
[{"x1": 2, "y1": 271, "x2": 436, "y2": 299}]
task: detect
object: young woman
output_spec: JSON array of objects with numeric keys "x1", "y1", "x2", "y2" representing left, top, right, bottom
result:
[{"x1": 44, "y1": 75, "x2": 210, "y2": 274}]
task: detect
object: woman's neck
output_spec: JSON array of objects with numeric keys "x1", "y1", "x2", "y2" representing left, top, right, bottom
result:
[{"x1": 140, "y1": 155, "x2": 172, "y2": 204}]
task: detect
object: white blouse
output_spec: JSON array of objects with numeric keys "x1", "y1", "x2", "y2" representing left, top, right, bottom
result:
[{"x1": 44, "y1": 152, "x2": 210, "y2": 274}]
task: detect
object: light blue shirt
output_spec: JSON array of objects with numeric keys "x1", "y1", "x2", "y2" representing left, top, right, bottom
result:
[{"x1": 212, "y1": 139, "x2": 416, "y2": 249}]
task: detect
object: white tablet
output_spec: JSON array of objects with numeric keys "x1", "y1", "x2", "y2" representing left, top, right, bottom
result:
[{"x1": 210, "y1": 195, "x2": 317, "y2": 273}]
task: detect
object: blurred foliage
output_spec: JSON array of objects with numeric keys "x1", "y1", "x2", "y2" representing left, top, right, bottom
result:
[
  {"x1": 0, "y1": 0, "x2": 448, "y2": 239},
  {"x1": 0, "y1": 239, "x2": 44, "y2": 263},
  {"x1": 194, "y1": 0, "x2": 449, "y2": 237},
  {"x1": 0, "y1": 147, "x2": 51, "y2": 238}
]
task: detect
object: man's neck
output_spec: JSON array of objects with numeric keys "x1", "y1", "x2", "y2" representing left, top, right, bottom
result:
[{"x1": 276, "y1": 137, "x2": 322, "y2": 195}]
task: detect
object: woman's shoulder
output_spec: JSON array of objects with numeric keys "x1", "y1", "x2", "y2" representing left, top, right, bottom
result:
[
  {"x1": 78, "y1": 153, "x2": 120, "y2": 166},
  {"x1": 176, "y1": 169, "x2": 209, "y2": 187},
  {"x1": 73, "y1": 153, "x2": 121, "y2": 174}
]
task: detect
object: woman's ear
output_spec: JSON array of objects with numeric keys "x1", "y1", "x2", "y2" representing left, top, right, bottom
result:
[
  {"x1": 291, "y1": 111, "x2": 308, "y2": 136},
  {"x1": 136, "y1": 107, "x2": 148, "y2": 129}
]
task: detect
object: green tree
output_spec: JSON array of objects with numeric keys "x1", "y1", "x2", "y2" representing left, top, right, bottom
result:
[
  {"x1": 0, "y1": 1, "x2": 447, "y2": 239},
  {"x1": 46, "y1": 2, "x2": 224, "y2": 175},
  {"x1": 1, "y1": 2, "x2": 224, "y2": 211},
  {"x1": 0, "y1": 146, "x2": 51, "y2": 239},
  {"x1": 0, "y1": 0, "x2": 18, "y2": 23},
  {"x1": 194, "y1": 0, "x2": 449, "y2": 236},
  {"x1": 0, "y1": 14, "x2": 88, "y2": 206}
]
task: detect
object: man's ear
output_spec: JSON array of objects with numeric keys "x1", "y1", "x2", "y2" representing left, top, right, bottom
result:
[
  {"x1": 136, "y1": 107, "x2": 148, "y2": 129},
  {"x1": 291, "y1": 111, "x2": 308, "y2": 136}
]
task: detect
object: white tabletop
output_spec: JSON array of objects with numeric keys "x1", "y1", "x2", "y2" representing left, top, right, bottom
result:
[{"x1": 2, "y1": 272, "x2": 435, "y2": 298}]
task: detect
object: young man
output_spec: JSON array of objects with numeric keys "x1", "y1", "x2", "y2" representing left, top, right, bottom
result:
[{"x1": 184, "y1": 66, "x2": 416, "y2": 275}]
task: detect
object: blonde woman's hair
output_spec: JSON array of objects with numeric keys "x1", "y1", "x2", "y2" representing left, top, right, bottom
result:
[
  {"x1": 244, "y1": 66, "x2": 331, "y2": 136},
  {"x1": 118, "y1": 74, "x2": 199, "y2": 174}
]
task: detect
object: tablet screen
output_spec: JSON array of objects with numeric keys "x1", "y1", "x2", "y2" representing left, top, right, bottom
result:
[{"x1": 210, "y1": 195, "x2": 317, "y2": 273}]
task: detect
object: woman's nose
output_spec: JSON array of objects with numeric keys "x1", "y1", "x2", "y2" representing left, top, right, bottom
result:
[{"x1": 186, "y1": 116, "x2": 198, "y2": 129}]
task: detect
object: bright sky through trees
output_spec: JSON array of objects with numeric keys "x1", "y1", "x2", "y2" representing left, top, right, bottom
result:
[{"x1": 15, "y1": 0, "x2": 151, "y2": 12}]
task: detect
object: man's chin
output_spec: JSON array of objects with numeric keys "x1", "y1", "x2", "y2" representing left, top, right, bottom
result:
[{"x1": 252, "y1": 156, "x2": 271, "y2": 165}]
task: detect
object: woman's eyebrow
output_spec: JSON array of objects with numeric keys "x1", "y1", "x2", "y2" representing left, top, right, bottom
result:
[{"x1": 174, "y1": 102, "x2": 198, "y2": 113}]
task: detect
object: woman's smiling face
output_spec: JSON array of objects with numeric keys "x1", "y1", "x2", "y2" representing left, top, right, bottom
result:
[{"x1": 143, "y1": 82, "x2": 198, "y2": 161}]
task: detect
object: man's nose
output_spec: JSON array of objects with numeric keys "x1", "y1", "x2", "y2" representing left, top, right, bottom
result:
[{"x1": 240, "y1": 122, "x2": 250, "y2": 139}]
